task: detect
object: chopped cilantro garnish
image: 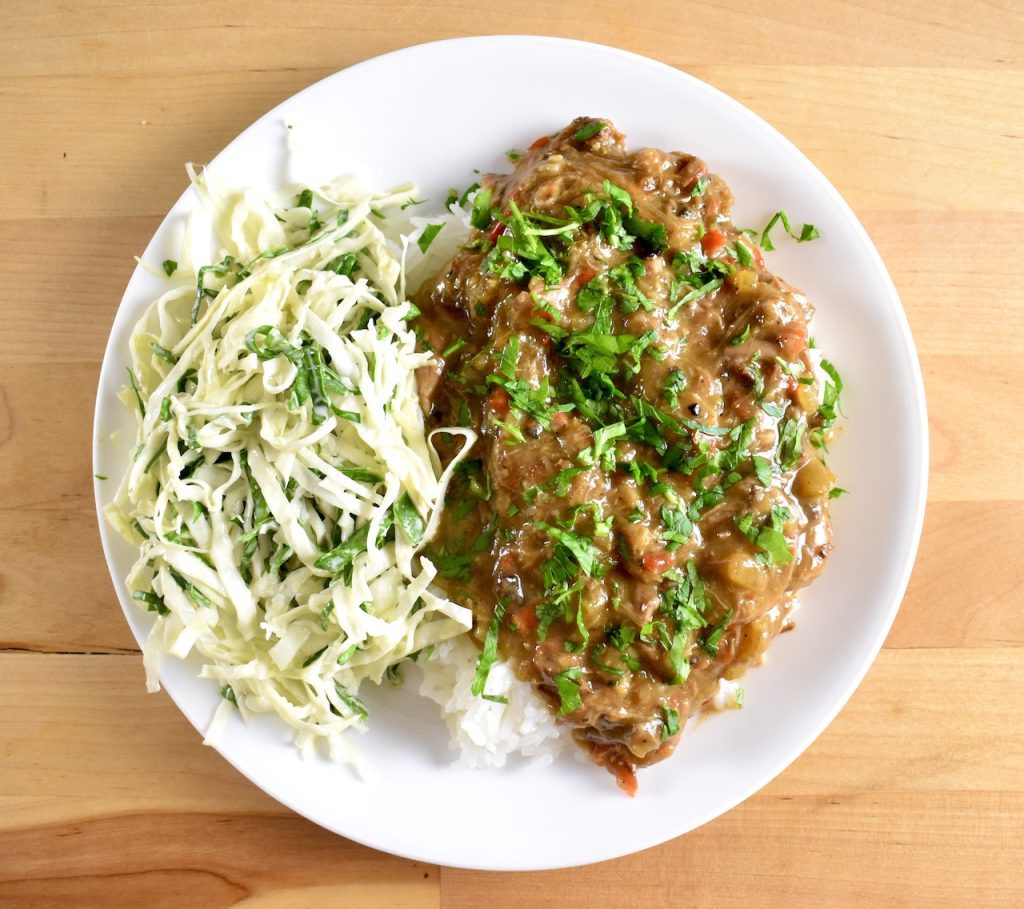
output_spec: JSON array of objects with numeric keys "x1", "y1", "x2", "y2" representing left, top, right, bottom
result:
[
  {"x1": 555, "y1": 666, "x2": 583, "y2": 714},
  {"x1": 701, "y1": 608, "x2": 734, "y2": 655},
  {"x1": 393, "y1": 492, "x2": 425, "y2": 545},
  {"x1": 148, "y1": 342, "x2": 176, "y2": 366},
  {"x1": 336, "y1": 643, "x2": 358, "y2": 666},
  {"x1": 325, "y1": 252, "x2": 358, "y2": 277},
  {"x1": 623, "y1": 214, "x2": 668, "y2": 253},
  {"x1": 730, "y1": 323, "x2": 752, "y2": 346},
  {"x1": 668, "y1": 277, "x2": 724, "y2": 318},
  {"x1": 469, "y1": 186, "x2": 493, "y2": 229},
  {"x1": 661, "y1": 705, "x2": 680, "y2": 739},
  {"x1": 337, "y1": 465, "x2": 383, "y2": 484},
  {"x1": 735, "y1": 508, "x2": 793, "y2": 566},
  {"x1": 535, "y1": 581, "x2": 584, "y2": 642},
  {"x1": 747, "y1": 353, "x2": 765, "y2": 400},
  {"x1": 315, "y1": 521, "x2": 373, "y2": 576},
  {"x1": 659, "y1": 505, "x2": 693, "y2": 551},
  {"x1": 608, "y1": 258, "x2": 654, "y2": 313},
  {"x1": 817, "y1": 358, "x2": 844, "y2": 431},
  {"x1": 664, "y1": 369, "x2": 688, "y2": 407},
  {"x1": 319, "y1": 602, "x2": 335, "y2": 631},
  {"x1": 603, "y1": 179, "x2": 633, "y2": 212},
  {"x1": 774, "y1": 355, "x2": 803, "y2": 379},
  {"x1": 482, "y1": 201, "x2": 566, "y2": 285},
  {"x1": 417, "y1": 222, "x2": 444, "y2": 253},
  {"x1": 550, "y1": 465, "x2": 586, "y2": 497},
  {"x1": 668, "y1": 631, "x2": 691, "y2": 683},
  {"x1": 167, "y1": 567, "x2": 212, "y2": 609},
  {"x1": 752, "y1": 455, "x2": 773, "y2": 487},
  {"x1": 471, "y1": 598, "x2": 508, "y2": 699},
  {"x1": 301, "y1": 645, "x2": 328, "y2": 668},
  {"x1": 574, "y1": 121, "x2": 606, "y2": 142},
  {"x1": 537, "y1": 522, "x2": 603, "y2": 578},
  {"x1": 759, "y1": 210, "x2": 820, "y2": 251},
  {"x1": 334, "y1": 684, "x2": 368, "y2": 721},
  {"x1": 162, "y1": 259, "x2": 178, "y2": 277},
  {"x1": 777, "y1": 418, "x2": 805, "y2": 470},
  {"x1": 132, "y1": 589, "x2": 169, "y2": 617},
  {"x1": 429, "y1": 517, "x2": 496, "y2": 580},
  {"x1": 660, "y1": 561, "x2": 709, "y2": 635},
  {"x1": 442, "y1": 338, "x2": 467, "y2": 359},
  {"x1": 125, "y1": 367, "x2": 145, "y2": 416},
  {"x1": 488, "y1": 338, "x2": 572, "y2": 432},
  {"x1": 590, "y1": 646, "x2": 626, "y2": 677},
  {"x1": 756, "y1": 524, "x2": 793, "y2": 565},
  {"x1": 578, "y1": 421, "x2": 626, "y2": 470},
  {"x1": 455, "y1": 182, "x2": 480, "y2": 208}
]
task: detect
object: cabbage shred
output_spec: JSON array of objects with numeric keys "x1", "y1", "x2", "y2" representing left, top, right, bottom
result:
[{"x1": 107, "y1": 167, "x2": 476, "y2": 764}]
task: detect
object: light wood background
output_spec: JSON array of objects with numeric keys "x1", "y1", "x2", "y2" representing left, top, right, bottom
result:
[{"x1": 2, "y1": 1, "x2": 1023, "y2": 906}]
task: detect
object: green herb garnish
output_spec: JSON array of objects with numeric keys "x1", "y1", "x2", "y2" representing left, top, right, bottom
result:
[
  {"x1": 393, "y1": 492, "x2": 425, "y2": 545},
  {"x1": 471, "y1": 598, "x2": 508, "y2": 698},
  {"x1": 759, "y1": 210, "x2": 820, "y2": 251},
  {"x1": 555, "y1": 666, "x2": 583, "y2": 714},
  {"x1": 574, "y1": 121, "x2": 606, "y2": 142},
  {"x1": 417, "y1": 223, "x2": 444, "y2": 254},
  {"x1": 661, "y1": 705, "x2": 680, "y2": 739}
]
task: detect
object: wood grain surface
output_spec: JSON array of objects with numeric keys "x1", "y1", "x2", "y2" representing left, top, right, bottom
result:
[{"x1": 2, "y1": 1, "x2": 1023, "y2": 905}]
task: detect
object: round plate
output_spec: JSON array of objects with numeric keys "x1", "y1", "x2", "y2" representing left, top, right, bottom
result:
[{"x1": 93, "y1": 36, "x2": 928, "y2": 871}]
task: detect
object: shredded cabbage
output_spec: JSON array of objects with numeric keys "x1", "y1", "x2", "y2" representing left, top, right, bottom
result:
[{"x1": 106, "y1": 166, "x2": 476, "y2": 764}]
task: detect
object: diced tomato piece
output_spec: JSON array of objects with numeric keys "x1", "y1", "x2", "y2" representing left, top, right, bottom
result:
[
  {"x1": 752, "y1": 245, "x2": 766, "y2": 270},
  {"x1": 642, "y1": 550, "x2": 674, "y2": 575},
  {"x1": 510, "y1": 602, "x2": 538, "y2": 636},
  {"x1": 701, "y1": 228, "x2": 727, "y2": 257},
  {"x1": 487, "y1": 220, "x2": 506, "y2": 244},
  {"x1": 591, "y1": 745, "x2": 639, "y2": 797},
  {"x1": 528, "y1": 134, "x2": 551, "y2": 151},
  {"x1": 489, "y1": 387, "x2": 510, "y2": 417},
  {"x1": 778, "y1": 321, "x2": 809, "y2": 360},
  {"x1": 572, "y1": 267, "x2": 598, "y2": 291},
  {"x1": 612, "y1": 764, "x2": 638, "y2": 797}
]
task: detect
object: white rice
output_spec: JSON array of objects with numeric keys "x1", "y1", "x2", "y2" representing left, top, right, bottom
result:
[{"x1": 416, "y1": 636, "x2": 568, "y2": 768}]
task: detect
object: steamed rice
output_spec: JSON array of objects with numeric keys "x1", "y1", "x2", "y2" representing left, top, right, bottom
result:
[{"x1": 417, "y1": 637, "x2": 567, "y2": 768}]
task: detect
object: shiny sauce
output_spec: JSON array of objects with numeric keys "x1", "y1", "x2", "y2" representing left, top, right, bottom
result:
[{"x1": 413, "y1": 118, "x2": 838, "y2": 792}]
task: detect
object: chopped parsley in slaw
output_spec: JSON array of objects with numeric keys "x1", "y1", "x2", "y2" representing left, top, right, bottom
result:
[{"x1": 106, "y1": 167, "x2": 476, "y2": 765}]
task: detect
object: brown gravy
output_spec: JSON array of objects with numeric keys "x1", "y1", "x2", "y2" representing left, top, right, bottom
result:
[{"x1": 413, "y1": 118, "x2": 837, "y2": 792}]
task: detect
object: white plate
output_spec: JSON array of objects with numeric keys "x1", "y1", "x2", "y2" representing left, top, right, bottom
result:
[{"x1": 93, "y1": 36, "x2": 928, "y2": 871}]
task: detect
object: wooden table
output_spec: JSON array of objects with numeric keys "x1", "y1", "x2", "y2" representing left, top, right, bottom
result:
[{"x1": 2, "y1": 2, "x2": 1023, "y2": 905}]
